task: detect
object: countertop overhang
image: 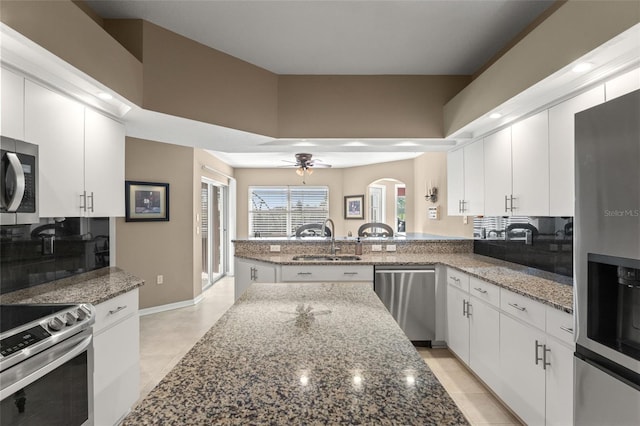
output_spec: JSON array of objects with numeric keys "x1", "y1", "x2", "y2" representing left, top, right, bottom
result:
[{"x1": 122, "y1": 282, "x2": 468, "y2": 425}]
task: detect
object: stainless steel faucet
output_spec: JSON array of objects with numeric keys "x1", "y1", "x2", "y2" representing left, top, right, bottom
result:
[{"x1": 322, "y1": 218, "x2": 339, "y2": 255}]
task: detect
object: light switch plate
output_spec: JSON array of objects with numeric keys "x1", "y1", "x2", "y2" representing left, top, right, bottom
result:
[
  {"x1": 270, "y1": 245, "x2": 281, "y2": 252},
  {"x1": 371, "y1": 245, "x2": 382, "y2": 252}
]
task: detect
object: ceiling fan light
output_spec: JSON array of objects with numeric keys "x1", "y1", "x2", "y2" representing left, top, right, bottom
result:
[
  {"x1": 296, "y1": 167, "x2": 304, "y2": 176},
  {"x1": 306, "y1": 167, "x2": 313, "y2": 175}
]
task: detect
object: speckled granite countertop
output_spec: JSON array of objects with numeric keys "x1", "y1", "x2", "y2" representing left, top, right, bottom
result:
[
  {"x1": 0, "y1": 267, "x2": 144, "y2": 305},
  {"x1": 122, "y1": 282, "x2": 468, "y2": 425},
  {"x1": 236, "y1": 253, "x2": 574, "y2": 313}
]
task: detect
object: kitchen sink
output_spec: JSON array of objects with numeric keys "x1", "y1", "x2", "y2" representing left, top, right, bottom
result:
[{"x1": 292, "y1": 255, "x2": 362, "y2": 261}]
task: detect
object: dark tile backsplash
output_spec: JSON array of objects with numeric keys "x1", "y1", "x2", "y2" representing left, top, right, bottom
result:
[
  {"x1": 0, "y1": 217, "x2": 110, "y2": 294},
  {"x1": 473, "y1": 216, "x2": 573, "y2": 278}
]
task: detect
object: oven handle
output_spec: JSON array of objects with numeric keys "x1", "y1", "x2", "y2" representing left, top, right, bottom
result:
[{"x1": 0, "y1": 332, "x2": 92, "y2": 400}]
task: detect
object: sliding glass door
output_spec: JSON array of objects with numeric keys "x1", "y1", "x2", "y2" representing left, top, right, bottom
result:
[{"x1": 201, "y1": 179, "x2": 227, "y2": 289}]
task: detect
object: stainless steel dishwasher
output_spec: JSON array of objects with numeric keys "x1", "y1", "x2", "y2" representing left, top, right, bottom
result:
[{"x1": 374, "y1": 265, "x2": 436, "y2": 346}]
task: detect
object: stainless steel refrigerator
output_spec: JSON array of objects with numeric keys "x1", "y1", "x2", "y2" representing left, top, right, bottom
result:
[{"x1": 574, "y1": 89, "x2": 640, "y2": 425}]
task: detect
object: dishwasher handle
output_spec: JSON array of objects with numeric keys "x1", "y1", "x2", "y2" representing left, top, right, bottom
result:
[{"x1": 375, "y1": 269, "x2": 435, "y2": 274}]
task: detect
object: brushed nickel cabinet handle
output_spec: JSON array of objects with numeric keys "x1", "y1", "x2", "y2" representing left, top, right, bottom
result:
[
  {"x1": 473, "y1": 287, "x2": 487, "y2": 294},
  {"x1": 560, "y1": 326, "x2": 574, "y2": 334},
  {"x1": 508, "y1": 302, "x2": 526, "y2": 312},
  {"x1": 108, "y1": 305, "x2": 127, "y2": 315}
]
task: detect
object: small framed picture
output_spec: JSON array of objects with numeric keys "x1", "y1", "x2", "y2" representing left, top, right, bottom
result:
[
  {"x1": 125, "y1": 181, "x2": 170, "y2": 222},
  {"x1": 344, "y1": 194, "x2": 364, "y2": 220}
]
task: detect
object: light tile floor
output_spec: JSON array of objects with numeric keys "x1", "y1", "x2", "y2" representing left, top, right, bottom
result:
[{"x1": 138, "y1": 277, "x2": 521, "y2": 425}]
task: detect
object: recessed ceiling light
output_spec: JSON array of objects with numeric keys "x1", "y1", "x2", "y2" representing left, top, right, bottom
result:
[
  {"x1": 395, "y1": 141, "x2": 418, "y2": 147},
  {"x1": 295, "y1": 141, "x2": 316, "y2": 147},
  {"x1": 489, "y1": 112, "x2": 502, "y2": 119},
  {"x1": 345, "y1": 141, "x2": 366, "y2": 146},
  {"x1": 97, "y1": 92, "x2": 113, "y2": 100},
  {"x1": 572, "y1": 62, "x2": 593, "y2": 73}
]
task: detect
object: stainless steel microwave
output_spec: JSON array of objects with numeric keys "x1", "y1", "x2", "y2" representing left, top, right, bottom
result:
[{"x1": 1, "y1": 136, "x2": 38, "y2": 225}]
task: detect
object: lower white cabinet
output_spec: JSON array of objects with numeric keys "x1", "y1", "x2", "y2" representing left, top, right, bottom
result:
[
  {"x1": 545, "y1": 336, "x2": 574, "y2": 426},
  {"x1": 93, "y1": 289, "x2": 140, "y2": 426},
  {"x1": 446, "y1": 284, "x2": 470, "y2": 363},
  {"x1": 280, "y1": 264, "x2": 373, "y2": 283},
  {"x1": 469, "y1": 295, "x2": 501, "y2": 392},
  {"x1": 234, "y1": 258, "x2": 277, "y2": 300}
]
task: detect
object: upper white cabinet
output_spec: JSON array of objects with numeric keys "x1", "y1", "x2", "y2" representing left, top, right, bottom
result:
[
  {"x1": 85, "y1": 109, "x2": 125, "y2": 217},
  {"x1": 511, "y1": 110, "x2": 549, "y2": 216},
  {"x1": 24, "y1": 80, "x2": 125, "y2": 217},
  {"x1": 447, "y1": 140, "x2": 484, "y2": 216},
  {"x1": 605, "y1": 67, "x2": 640, "y2": 101},
  {"x1": 548, "y1": 86, "x2": 605, "y2": 216},
  {"x1": 483, "y1": 127, "x2": 512, "y2": 216},
  {"x1": 25, "y1": 80, "x2": 85, "y2": 217},
  {"x1": 1, "y1": 67, "x2": 25, "y2": 140}
]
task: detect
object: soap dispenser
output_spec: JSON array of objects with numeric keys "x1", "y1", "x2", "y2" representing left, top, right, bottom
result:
[{"x1": 355, "y1": 237, "x2": 363, "y2": 255}]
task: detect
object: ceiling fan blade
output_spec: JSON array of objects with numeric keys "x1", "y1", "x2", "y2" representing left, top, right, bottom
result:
[{"x1": 309, "y1": 163, "x2": 332, "y2": 168}]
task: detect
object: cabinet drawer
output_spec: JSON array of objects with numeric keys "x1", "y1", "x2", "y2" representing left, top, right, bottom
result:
[
  {"x1": 446, "y1": 268, "x2": 469, "y2": 292},
  {"x1": 469, "y1": 277, "x2": 500, "y2": 307},
  {"x1": 281, "y1": 265, "x2": 373, "y2": 282},
  {"x1": 546, "y1": 306, "x2": 575, "y2": 346},
  {"x1": 500, "y1": 289, "x2": 545, "y2": 330},
  {"x1": 94, "y1": 289, "x2": 138, "y2": 335}
]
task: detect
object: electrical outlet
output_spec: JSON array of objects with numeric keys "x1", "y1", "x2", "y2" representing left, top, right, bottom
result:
[
  {"x1": 156, "y1": 275, "x2": 164, "y2": 285},
  {"x1": 386, "y1": 244, "x2": 396, "y2": 252},
  {"x1": 371, "y1": 245, "x2": 382, "y2": 252},
  {"x1": 463, "y1": 215, "x2": 468, "y2": 225},
  {"x1": 270, "y1": 245, "x2": 281, "y2": 252}
]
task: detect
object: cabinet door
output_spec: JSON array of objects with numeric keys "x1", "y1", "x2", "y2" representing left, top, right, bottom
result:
[
  {"x1": 85, "y1": 109, "x2": 125, "y2": 216},
  {"x1": 545, "y1": 338, "x2": 574, "y2": 426},
  {"x1": 94, "y1": 313, "x2": 140, "y2": 426},
  {"x1": 469, "y1": 297, "x2": 500, "y2": 392},
  {"x1": 463, "y1": 140, "x2": 484, "y2": 216},
  {"x1": 1, "y1": 67, "x2": 24, "y2": 140},
  {"x1": 25, "y1": 81, "x2": 84, "y2": 217},
  {"x1": 548, "y1": 86, "x2": 604, "y2": 216},
  {"x1": 447, "y1": 148, "x2": 464, "y2": 216},
  {"x1": 511, "y1": 110, "x2": 549, "y2": 216},
  {"x1": 253, "y1": 262, "x2": 276, "y2": 283},
  {"x1": 499, "y1": 314, "x2": 545, "y2": 426},
  {"x1": 447, "y1": 284, "x2": 469, "y2": 364},
  {"x1": 483, "y1": 127, "x2": 512, "y2": 216},
  {"x1": 234, "y1": 259, "x2": 253, "y2": 300}
]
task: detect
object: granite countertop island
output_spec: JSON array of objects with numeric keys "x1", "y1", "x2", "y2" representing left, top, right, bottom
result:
[
  {"x1": 0, "y1": 267, "x2": 144, "y2": 305},
  {"x1": 123, "y1": 282, "x2": 468, "y2": 425}
]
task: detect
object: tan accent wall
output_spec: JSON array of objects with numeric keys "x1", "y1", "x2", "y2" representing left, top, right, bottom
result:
[
  {"x1": 277, "y1": 75, "x2": 470, "y2": 138},
  {"x1": 116, "y1": 137, "x2": 195, "y2": 309},
  {"x1": 140, "y1": 21, "x2": 279, "y2": 136},
  {"x1": 413, "y1": 152, "x2": 473, "y2": 238},
  {"x1": 444, "y1": 0, "x2": 640, "y2": 136},
  {"x1": 103, "y1": 19, "x2": 144, "y2": 62},
  {"x1": 0, "y1": 0, "x2": 143, "y2": 104}
]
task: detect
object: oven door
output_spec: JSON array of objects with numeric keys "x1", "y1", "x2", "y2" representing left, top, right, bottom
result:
[{"x1": 0, "y1": 329, "x2": 93, "y2": 426}]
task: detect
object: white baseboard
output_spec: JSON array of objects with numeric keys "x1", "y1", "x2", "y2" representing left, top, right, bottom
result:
[{"x1": 139, "y1": 293, "x2": 205, "y2": 316}]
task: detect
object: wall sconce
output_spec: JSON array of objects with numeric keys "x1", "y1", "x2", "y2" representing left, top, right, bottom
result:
[{"x1": 425, "y1": 181, "x2": 438, "y2": 203}]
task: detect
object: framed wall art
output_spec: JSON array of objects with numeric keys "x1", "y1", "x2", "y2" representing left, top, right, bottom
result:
[
  {"x1": 125, "y1": 181, "x2": 170, "y2": 222},
  {"x1": 344, "y1": 194, "x2": 364, "y2": 220}
]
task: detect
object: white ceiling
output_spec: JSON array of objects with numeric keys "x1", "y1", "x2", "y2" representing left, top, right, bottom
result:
[
  {"x1": 81, "y1": 0, "x2": 555, "y2": 168},
  {"x1": 85, "y1": 0, "x2": 555, "y2": 75}
]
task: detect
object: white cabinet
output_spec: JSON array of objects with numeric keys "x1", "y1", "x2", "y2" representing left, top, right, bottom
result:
[
  {"x1": 1, "y1": 67, "x2": 25, "y2": 140},
  {"x1": 511, "y1": 110, "x2": 549, "y2": 216},
  {"x1": 234, "y1": 258, "x2": 277, "y2": 300},
  {"x1": 280, "y1": 264, "x2": 373, "y2": 283},
  {"x1": 93, "y1": 289, "x2": 140, "y2": 426},
  {"x1": 545, "y1": 336, "x2": 574, "y2": 426},
  {"x1": 447, "y1": 148, "x2": 464, "y2": 216},
  {"x1": 25, "y1": 80, "x2": 85, "y2": 218},
  {"x1": 548, "y1": 86, "x2": 605, "y2": 216},
  {"x1": 447, "y1": 140, "x2": 484, "y2": 216},
  {"x1": 605, "y1": 67, "x2": 640, "y2": 101},
  {"x1": 24, "y1": 80, "x2": 125, "y2": 217},
  {"x1": 499, "y1": 313, "x2": 546, "y2": 426},
  {"x1": 84, "y1": 109, "x2": 125, "y2": 217},
  {"x1": 447, "y1": 283, "x2": 470, "y2": 363},
  {"x1": 483, "y1": 127, "x2": 512, "y2": 216},
  {"x1": 468, "y1": 279, "x2": 501, "y2": 392}
]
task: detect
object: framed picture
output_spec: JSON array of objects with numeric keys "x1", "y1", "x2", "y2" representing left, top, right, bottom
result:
[
  {"x1": 125, "y1": 181, "x2": 170, "y2": 222},
  {"x1": 344, "y1": 194, "x2": 364, "y2": 219}
]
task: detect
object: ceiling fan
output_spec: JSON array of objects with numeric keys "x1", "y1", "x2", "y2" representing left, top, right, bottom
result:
[{"x1": 281, "y1": 153, "x2": 332, "y2": 183}]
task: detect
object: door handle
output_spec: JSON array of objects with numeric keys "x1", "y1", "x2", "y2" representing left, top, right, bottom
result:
[
  {"x1": 3, "y1": 152, "x2": 25, "y2": 211},
  {"x1": 87, "y1": 191, "x2": 94, "y2": 213},
  {"x1": 80, "y1": 191, "x2": 87, "y2": 212}
]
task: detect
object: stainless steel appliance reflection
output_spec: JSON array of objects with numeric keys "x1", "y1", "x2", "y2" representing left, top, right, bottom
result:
[
  {"x1": 574, "y1": 89, "x2": 640, "y2": 425},
  {"x1": 0, "y1": 304, "x2": 95, "y2": 426},
  {"x1": 374, "y1": 266, "x2": 436, "y2": 345}
]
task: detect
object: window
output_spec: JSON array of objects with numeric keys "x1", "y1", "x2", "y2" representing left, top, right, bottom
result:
[{"x1": 249, "y1": 186, "x2": 329, "y2": 237}]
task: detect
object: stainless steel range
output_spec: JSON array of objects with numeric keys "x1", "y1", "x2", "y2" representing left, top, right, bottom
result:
[{"x1": 0, "y1": 303, "x2": 95, "y2": 426}]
